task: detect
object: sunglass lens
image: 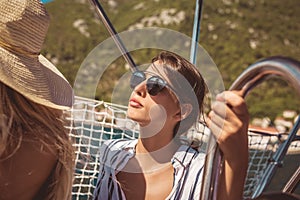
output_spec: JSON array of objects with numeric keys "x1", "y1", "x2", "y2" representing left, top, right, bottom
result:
[
  {"x1": 146, "y1": 76, "x2": 166, "y2": 96},
  {"x1": 130, "y1": 71, "x2": 146, "y2": 89}
]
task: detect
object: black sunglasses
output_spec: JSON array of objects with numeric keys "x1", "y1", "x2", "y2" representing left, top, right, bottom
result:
[{"x1": 130, "y1": 71, "x2": 168, "y2": 96}]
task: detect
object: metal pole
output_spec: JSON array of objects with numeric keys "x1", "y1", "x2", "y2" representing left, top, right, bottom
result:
[
  {"x1": 283, "y1": 166, "x2": 300, "y2": 193},
  {"x1": 190, "y1": 1, "x2": 224, "y2": 199},
  {"x1": 251, "y1": 115, "x2": 300, "y2": 198},
  {"x1": 190, "y1": 0, "x2": 203, "y2": 64},
  {"x1": 88, "y1": 0, "x2": 137, "y2": 71},
  {"x1": 229, "y1": 56, "x2": 300, "y2": 198}
]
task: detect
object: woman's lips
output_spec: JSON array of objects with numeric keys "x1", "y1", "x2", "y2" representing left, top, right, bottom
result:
[{"x1": 129, "y1": 98, "x2": 142, "y2": 108}]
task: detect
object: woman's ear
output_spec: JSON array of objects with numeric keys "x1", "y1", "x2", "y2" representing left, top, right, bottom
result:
[
  {"x1": 181, "y1": 104, "x2": 192, "y2": 120},
  {"x1": 174, "y1": 103, "x2": 192, "y2": 121}
]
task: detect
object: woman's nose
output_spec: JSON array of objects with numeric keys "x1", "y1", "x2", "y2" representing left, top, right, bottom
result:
[{"x1": 134, "y1": 80, "x2": 147, "y2": 97}]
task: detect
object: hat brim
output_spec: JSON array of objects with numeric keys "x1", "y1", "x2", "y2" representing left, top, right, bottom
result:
[{"x1": 0, "y1": 46, "x2": 74, "y2": 110}]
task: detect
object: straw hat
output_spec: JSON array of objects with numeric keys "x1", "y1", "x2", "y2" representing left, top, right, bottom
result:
[{"x1": 0, "y1": 0, "x2": 73, "y2": 110}]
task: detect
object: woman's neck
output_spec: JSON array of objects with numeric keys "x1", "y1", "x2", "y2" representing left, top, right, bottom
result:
[
  {"x1": 137, "y1": 124, "x2": 175, "y2": 152},
  {"x1": 135, "y1": 126, "x2": 179, "y2": 164}
]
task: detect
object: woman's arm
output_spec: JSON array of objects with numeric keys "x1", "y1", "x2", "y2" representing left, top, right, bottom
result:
[{"x1": 207, "y1": 90, "x2": 249, "y2": 200}]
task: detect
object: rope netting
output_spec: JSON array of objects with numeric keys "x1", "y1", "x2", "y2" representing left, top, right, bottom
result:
[
  {"x1": 244, "y1": 131, "x2": 280, "y2": 197},
  {"x1": 67, "y1": 96, "x2": 300, "y2": 200}
]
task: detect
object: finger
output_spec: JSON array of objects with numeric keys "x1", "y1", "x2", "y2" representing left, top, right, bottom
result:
[
  {"x1": 208, "y1": 109, "x2": 242, "y2": 138},
  {"x1": 211, "y1": 101, "x2": 227, "y2": 119},
  {"x1": 208, "y1": 110, "x2": 226, "y2": 131},
  {"x1": 207, "y1": 109, "x2": 237, "y2": 140},
  {"x1": 216, "y1": 91, "x2": 248, "y2": 116},
  {"x1": 211, "y1": 100, "x2": 238, "y2": 124},
  {"x1": 216, "y1": 91, "x2": 243, "y2": 106},
  {"x1": 206, "y1": 116, "x2": 222, "y2": 140},
  {"x1": 231, "y1": 89, "x2": 246, "y2": 98}
]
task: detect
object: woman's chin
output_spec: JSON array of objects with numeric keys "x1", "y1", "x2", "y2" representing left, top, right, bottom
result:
[{"x1": 127, "y1": 114, "x2": 149, "y2": 126}]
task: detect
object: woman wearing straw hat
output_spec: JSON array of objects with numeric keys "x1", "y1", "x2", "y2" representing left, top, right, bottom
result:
[{"x1": 0, "y1": 0, "x2": 74, "y2": 199}]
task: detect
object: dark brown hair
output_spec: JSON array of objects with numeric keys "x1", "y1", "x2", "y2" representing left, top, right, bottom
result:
[{"x1": 152, "y1": 51, "x2": 208, "y2": 137}]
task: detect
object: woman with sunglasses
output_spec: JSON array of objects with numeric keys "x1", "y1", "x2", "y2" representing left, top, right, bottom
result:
[{"x1": 93, "y1": 51, "x2": 249, "y2": 200}]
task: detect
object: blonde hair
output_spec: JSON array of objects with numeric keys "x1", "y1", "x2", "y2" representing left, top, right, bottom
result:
[{"x1": 0, "y1": 83, "x2": 74, "y2": 199}]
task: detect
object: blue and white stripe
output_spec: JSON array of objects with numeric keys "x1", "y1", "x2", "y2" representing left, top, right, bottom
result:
[{"x1": 93, "y1": 139, "x2": 205, "y2": 200}]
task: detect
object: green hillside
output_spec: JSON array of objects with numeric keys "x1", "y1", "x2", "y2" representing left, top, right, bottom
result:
[{"x1": 43, "y1": 0, "x2": 300, "y2": 121}]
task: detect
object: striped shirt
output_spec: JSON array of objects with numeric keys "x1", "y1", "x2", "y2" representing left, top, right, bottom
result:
[{"x1": 93, "y1": 139, "x2": 205, "y2": 200}]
